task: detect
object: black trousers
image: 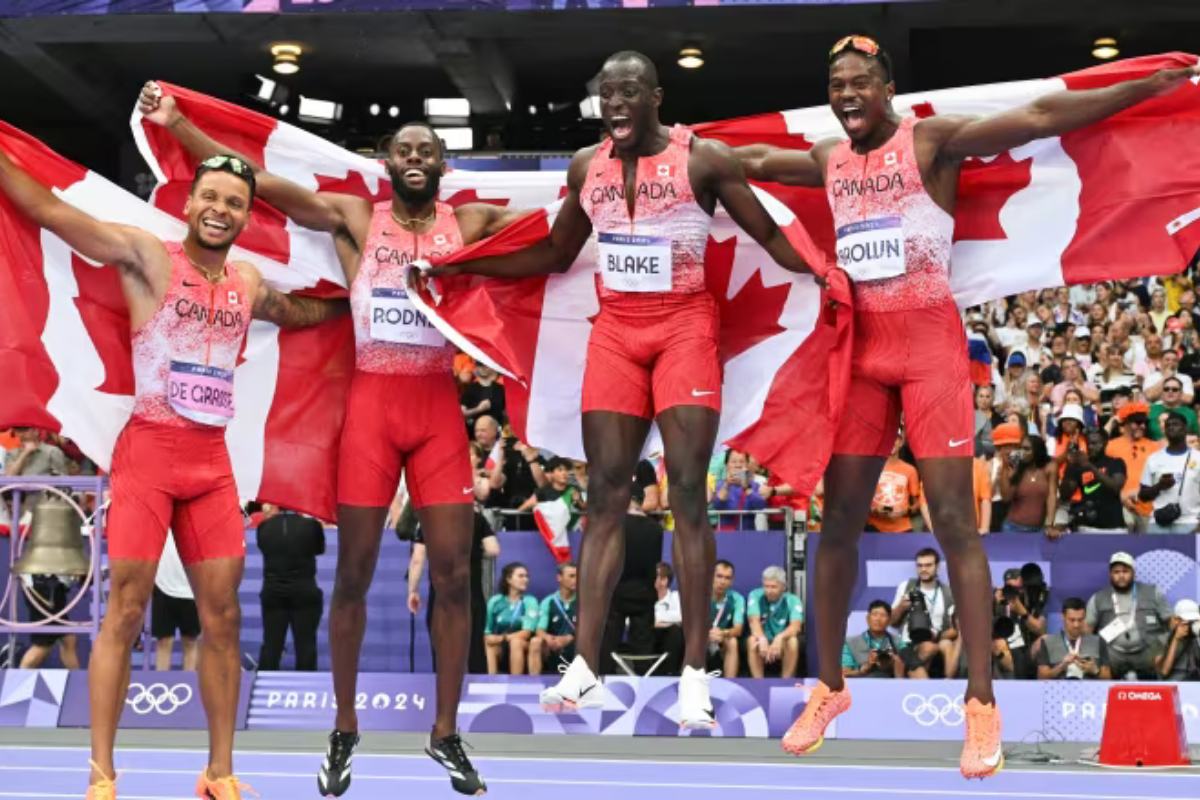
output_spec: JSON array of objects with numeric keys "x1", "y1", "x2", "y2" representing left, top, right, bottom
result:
[
  {"x1": 426, "y1": 587, "x2": 488, "y2": 674},
  {"x1": 259, "y1": 583, "x2": 323, "y2": 671},
  {"x1": 601, "y1": 582, "x2": 656, "y2": 675}
]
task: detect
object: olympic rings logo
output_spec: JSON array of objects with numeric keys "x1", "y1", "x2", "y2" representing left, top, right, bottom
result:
[
  {"x1": 901, "y1": 693, "x2": 965, "y2": 727},
  {"x1": 126, "y1": 682, "x2": 194, "y2": 716}
]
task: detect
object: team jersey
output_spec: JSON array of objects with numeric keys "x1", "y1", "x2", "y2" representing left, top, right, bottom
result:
[
  {"x1": 825, "y1": 116, "x2": 955, "y2": 313},
  {"x1": 484, "y1": 593, "x2": 540, "y2": 635},
  {"x1": 710, "y1": 591, "x2": 746, "y2": 630},
  {"x1": 131, "y1": 242, "x2": 250, "y2": 428},
  {"x1": 350, "y1": 201, "x2": 462, "y2": 375},
  {"x1": 580, "y1": 125, "x2": 712, "y2": 309},
  {"x1": 747, "y1": 588, "x2": 804, "y2": 640},
  {"x1": 536, "y1": 593, "x2": 578, "y2": 636}
]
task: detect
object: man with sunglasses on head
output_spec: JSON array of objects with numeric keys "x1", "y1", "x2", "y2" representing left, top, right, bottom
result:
[
  {"x1": 0, "y1": 139, "x2": 345, "y2": 799},
  {"x1": 735, "y1": 34, "x2": 1199, "y2": 778},
  {"x1": 139, "y1": 81, "x2": 531, "y2": 797}
]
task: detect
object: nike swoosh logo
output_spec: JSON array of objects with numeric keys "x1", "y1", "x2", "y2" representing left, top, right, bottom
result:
[
  {"x1": 578, "y1": 683, "x2": 596, "y2": 698},
  {"x1": 981, "y1": 744, "x2": 1003, "y2": 768},
  {"x1": 691, "y1": 389, "x2": 716, "y2": 397},
  {"x1": 463, "y1": 487, "x2": 475, "y2": 494},
  {"x1": 948, "y1": 438, "x2": 971, "y2": 448},
  {"x1": 836, "y1": 162, "x2": 848, "y2": 169},
  {"x1": 183, "y1": 281, "x2": 200, "y2": 287}
]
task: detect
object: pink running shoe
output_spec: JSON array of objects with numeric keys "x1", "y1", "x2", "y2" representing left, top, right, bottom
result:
[
  {"x1": 782, "y1": 681, "x2": 851, "y2": 755},
  {"x1": 960, "y1": 698, "x2": 1004, "y2": 779}
]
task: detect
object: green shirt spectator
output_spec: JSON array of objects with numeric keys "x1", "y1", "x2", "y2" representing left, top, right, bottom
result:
[
  {"x1": 1149, "y1": 402, "x2": 1198, "y2": 440},
  {"x1": 747, "y1": 587, "x2": 804, "y2": 640},
  {"x1": 538, "y1": 592, "x2": 578, "y2": 637},
  {"x1": 711, "y1": 590, "x2": 746, "y2": 630},
  {"x1": 485, "y1": 593, "x2": 539, "y2": 636}
]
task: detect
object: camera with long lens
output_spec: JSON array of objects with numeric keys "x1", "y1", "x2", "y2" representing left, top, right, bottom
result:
[
  {"x1": 1001, "y1": 584, "x2": 1021, "y2": 602},
  {"x1": 907, "y1": 588, "x2": 935, "y2": 644}
]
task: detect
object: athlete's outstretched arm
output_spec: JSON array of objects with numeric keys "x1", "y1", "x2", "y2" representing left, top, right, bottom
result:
[
  {"x1": 428, "y1": 149, "x2": 594, "y2": 279},
  {"x1": 733, "y1": 142, "x2": 830, "y2": 187},
  {"x1": 0, "y1": 144, "x2": 161, "y2": 279},
  {"x1": 698, "y1": 140, "x2": 817, "y2": 277},
  {"x1": 238, "y1": 263, "x2": 350, "y2": 328},
  {"x1": 940, "y1": 63, "x2": 1200, "y2": 160},
  {"x1": 139, "y1": 82, "x2": 367, "y2": 239}
]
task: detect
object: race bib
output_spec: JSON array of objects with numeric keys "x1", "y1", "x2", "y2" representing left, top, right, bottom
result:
[
  {"x1": 369, "y1": 288, "x2": 446, "y2": 347},
  {"x1": 1099, "y1": 616, "x2": 1132, "y2": 644},
  {"x1": 168, "y1": 361, "x2": 234, "y2": 426},
  {"x1": 836, "y1": 216, "x2": 906, "y2": 281},
  {"x1": 598, "y1": 232, "x2": 672, "y2": 292}
]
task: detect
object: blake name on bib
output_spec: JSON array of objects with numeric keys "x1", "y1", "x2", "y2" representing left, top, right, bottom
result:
[{"x1": 598, "y1": 233, "x2": 672, "y2": 293}]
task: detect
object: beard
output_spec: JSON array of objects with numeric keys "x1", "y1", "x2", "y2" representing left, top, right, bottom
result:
[{"x1": 387, "y1": 162, "x2": 441, "y2": 206}]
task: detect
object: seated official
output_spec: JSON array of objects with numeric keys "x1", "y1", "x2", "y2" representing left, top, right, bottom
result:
[
  {"x1": 707, "y1": 560, "x2": 745, "y2": 678},
  {"x1": 1037, "y1": 597, "x2": 1111, "y2": 680},
  {"x1": 529, "y1": 562, "x2": 578, "y2": 675},
  {"x1": 484, "y1": 563, "x2": 539, "y2": 675},
  {"x1": 747, "y1": 566, "x2": 803, "y2": 679}
]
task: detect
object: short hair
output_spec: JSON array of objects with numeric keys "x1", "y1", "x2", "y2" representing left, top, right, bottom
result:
[
  {"x1": 915, "y1": 547, "x2": 941, "y2": 565},
  {"x1": 475, "y1": 415, "x2": 499, "y2": 433},
  {"x1": 762, "y1": 565, "x2": 786, "y2": 585},
  {"x1": 390, "y1": 121, "x2": 445, "y2": 159},
  {"x1": 601, "y1": 50, "x2": 660, "y2": 89},
  {"x1": 724, "y1": 448, "x2": 744, "y2": 465},
  {"x1": 1061, "y1": 597, "x2": 1087, "y2": 614},
  {"x1": 715, "y1": 559, "x2": 735, "y2": 573},
  {"x1": 656, "y1": 562, "x2": 674, "y2": 584},
  {"x1": 546, "y1": 456, "x2": 572, "y2": 473},
  {"x1": 1164, "y1": 377, "x2": 1185, "y2": 391},
  {"x1": 868, "y1": 599, "x2": 892, "y2": 615},
  {"x1": 191, "y1": 154, "x2": 256, "y2": 203},
  {"x1": 1166, "y1": 410, "x2": 1189, "y2": 428},
  {"x1": 557, "y1": 561, "x2": 577, "y2": 575}
]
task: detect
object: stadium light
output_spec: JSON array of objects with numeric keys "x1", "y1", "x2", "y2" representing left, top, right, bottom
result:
[
  {"x1": 271, "y1": 44, "x2": 302, "y2": 75},
  {"x1": 1092, "y1": 38, "x2": 1119, "y2": 60},
  {"x1": 579, "y1": 96, "x2": 601, "y2": 119},
  {"x1": 297, "y1": 95, "x2": 342, "y2": 125},
  {"x1": 678, "y1": 47, "x2": 704, "y2": 69},
  {"x1": 434, "y1": 127, "x2": 474, "y2": 151}
]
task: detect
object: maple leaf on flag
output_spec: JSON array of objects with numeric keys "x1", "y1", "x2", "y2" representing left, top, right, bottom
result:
[
  {"x1": 704, "y1": 237, "x2": 789, "y2": 364},
  {"x1": 954, "y1": 152, "x2": 1034, "y2": 243}
]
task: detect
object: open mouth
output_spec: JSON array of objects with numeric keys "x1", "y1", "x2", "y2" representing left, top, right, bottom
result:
[
  {"x1": 404, "y1": 168, "x2": 427, "y2": 186},
  {"x1": 609, "y1": 116, "x2": 634, "y2": 141}
]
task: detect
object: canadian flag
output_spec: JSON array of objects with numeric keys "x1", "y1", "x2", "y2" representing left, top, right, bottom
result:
[{"x1": 2, "y1": 53, "x2": 1199, "y2": 520}]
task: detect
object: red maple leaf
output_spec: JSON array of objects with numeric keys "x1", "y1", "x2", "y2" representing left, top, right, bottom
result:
[
  {"x1": 954, "y1": 151, "x2": 1033, "y2": 243},
  {"x1": 70, "y1": 253, "x2": 134, "y2": 395},
  {"x1": 315, "y1": 169, "x2": 391, "y2": 203},
  {"x1": 704, "y1": 237, "x2": 790, "y2": 364},
  {"x1": 911, "y1": 102, "x2": 937, "y2": 119}
]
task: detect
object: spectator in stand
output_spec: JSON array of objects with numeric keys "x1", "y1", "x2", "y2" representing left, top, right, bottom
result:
[
  {"x1": 1106, "y1": 402, "x2": 1161, "y2": 532},
  {"x1": 529, "y1": 562, "x2": 578, "y2": 675},
  {"x1": 520, "y1": 456, "x2": 583, "y2": 513},
  {"x1": 1092, "y1": 343, "x2": 1138, "y2": 400},
  {"x1": 706, "y1": 560, "x2": 745, "y2": 678},
  {"x1": 890, "y1": 548, "x2": 957, "y2": 678},
  {"x1": 634, "y1": 459, "x2": 662, "y2": 511},
  {"x1": 987, "y1": 422, "x2": 1023, "y2": 531},
  {"x1": 602, "y1": 486, "x2": 665, "y2": 674},
  {"x1": 746, "y1": 566, "x2": 803, "y2": 679},
  {"x1": 1148, "y1": 377, "x2": 1198, "y2": 440},
  {"x1": 711, "y1": 450, "x2": 769, "y2": 530},
  {"x1": 484, "y1": 563, "x2": 539, "y2": 675},
  {"x1": 1145, "y1": 349, "x2": 1195, "y2": 405},
  {"x1": 1037, "y1": 598, "x2": 1111, "y2": 680},
  {"x1": 1047, "y1": 357, "x2": 1099, "y2": 412},
  {"x1": 5, "y1": 427, "x2": 67, "y2": 485},
  {"x1": 1013, "y1": 319, "x2": 1046, "y2": 367},
  {"x1": 257, "y1": 506, "x2": 325, "y2": 671},
  {"x1": 650, "y1": 562, "x2": 685, "y2": 676},
  {"x1": 986, "y1": 568, "x2": 1044, "y2": 679},
  {"x1": 153, "y1": 532, "x2": 199, "y2": 671},
  {"x1": 460, "y1": 363, "x2": 506, "y2": 429},
  {"x1": 1071, "y1": 328, "x2": 1094, "y2": 371},
  {"x1": 842, "y1": 600, "x2": 904, "y2": 679},
  {"x1": 867, "y1": 432, "x2": 928, "y2": 533},
  {"x1": 997, "y1": 433, "x2": 1058, "y2": 534},
  {"x1": 469, "y1": 442, "x2": 502, "y2": 504},
  {"x1": 1138, "y1": 412, "x2": 1200, "y2": 534},
  {"x1": 1157, "y1": 599, "x2": 1200, "y2": 681},
  {"x1": 974, "y1": 385, "x2": 1003, "y2": 457},
  {"x1": 1059, "y1": 427, "x2": 1128, "y2": 532},
  {"x1": 1002, "y1": 352, "x2": 1029, "y2": 415},
  {"x1": 19, "y1": 572, "x2": 81, "y2": 669},
  {"x1": 1048, "y1": 389, "x2": 1098, "y2": 438},
  {"x1": 1086, "y1": 552, "x2": 1172, "y2": 680},
  {"x1": 1049, "y1": 403, "x2": 1087, "y2": 461},
  {"x1": 1149, "y1": 288, "x2": 1171, "y2": 335}
]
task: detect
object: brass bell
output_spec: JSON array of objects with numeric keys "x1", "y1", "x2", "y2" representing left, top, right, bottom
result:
[{"x1": 13, "y1": 498, "x2": 90, "y2": 576}]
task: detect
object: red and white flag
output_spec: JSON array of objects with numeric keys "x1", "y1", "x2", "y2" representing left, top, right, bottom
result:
[{"x1": 3, "y1": 53, "x2": 1199, "y2": 518}]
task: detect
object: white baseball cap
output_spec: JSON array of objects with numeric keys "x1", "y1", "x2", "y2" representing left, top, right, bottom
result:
[
  {"x1": 1059, "y1": 404, "x2": 1085, "y2": 425},
  {"x1": 1110, "y1": 552, "x2": 1136, "y2": 570},
  {"x1": 1175, "y1": 599, "x2": 1200, "y2": 623}
]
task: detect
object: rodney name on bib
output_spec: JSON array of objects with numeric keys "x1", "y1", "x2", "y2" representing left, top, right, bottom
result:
[
  {"x1": 168, "y1": 361, "x2": 235, "y2": 426},
  {"x1": 598, "y1": 232, "x2": 672, "y2": 293},
  {"x1": 370, "y1": 287, "x2": 446, "y2": 347},
  {"x1": 836, "y1": 216, "x2": 906, "y2": 282}
]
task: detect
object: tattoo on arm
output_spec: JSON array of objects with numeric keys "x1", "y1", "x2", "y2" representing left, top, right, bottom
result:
[{"x1": 254, "y1": 285, "x2": 348, "y2": 328}]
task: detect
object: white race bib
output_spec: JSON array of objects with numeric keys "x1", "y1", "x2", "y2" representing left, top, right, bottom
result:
[
  {"x1": 836, "y1": 216, "x2": 906, "y2": 281},
  {"x1": 1099, "y1": 615, "x2": 1132, "y2": 644},
  {"x1": 598, "y1": 232, "x2": 672, "y2": 292},
  {"x1": 369, "y1": 288, "x2": 446, "y2": 347}
]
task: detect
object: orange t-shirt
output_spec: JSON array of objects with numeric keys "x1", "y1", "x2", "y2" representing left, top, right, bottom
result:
[
  {"x1": 918, "y1": 458, "x2": 992, "y2": 531},
  {"x1": 1105, "y1": 436, "x2": 1163, "y2": 517},
  {"x1": 868, "y1": 458, "x2": 921, "y2": 533},
  {"x1": 0, "y1": 430, "x2": 18, "y2": 452}
]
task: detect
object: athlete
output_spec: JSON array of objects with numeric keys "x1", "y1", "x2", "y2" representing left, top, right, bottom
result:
[
  {"x1": 0, "y1": 136, "x2": 343, "y2": 798},
  {"x1": 734, "y1": 35, "x2": 1200, "y2": 778},
  {"x1": 140, "y1": 82, "x2": 527, "y2": 796},
  {"x1": 420, "y1": 51, "x2": 821, "y2": 728}
]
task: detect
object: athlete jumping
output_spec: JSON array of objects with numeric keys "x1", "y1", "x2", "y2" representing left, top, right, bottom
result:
[
  {"x1": 735, "y1": 35, "x2": 1200, "y2": 778},
  {"x1": 140, "y1": 82, "x2": 528, "y2": 796},
  {"x1": 420, "y1": 51, "x2": 820, "y2": 729},
  {"x1": 0, "y1": 136, "x2": 344, "y2": 799}
]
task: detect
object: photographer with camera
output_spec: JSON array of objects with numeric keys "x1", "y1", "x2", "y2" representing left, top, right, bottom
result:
[
  {"x1": 1138, "y1": 412, "x2": 1200, "y2": 533},
  {"x1": 1059, "y1": 428, "x2": 1127, "y2": 532},
  {"x1": 988, "y1": 567, "x2": 1047, "y2": 679},
  {"x1": 997, "y1": 431, "x2": 1058, "y2": 535},
  {"x1": 890, "y1": 549, "x2": 957, "y2": 678},
  {"x1": 1156, "y1": 599, "x2": 1200, "y2": 680},
  {"x1": 1036, "y1": 598, "x2": 1111, "y2": 680},
  {"x1": 842, "y1": 600, "x2": 904, "y2": 679},
  {"x1": 1086, "y1": 552, "x2": 1172, "y2": 679}
]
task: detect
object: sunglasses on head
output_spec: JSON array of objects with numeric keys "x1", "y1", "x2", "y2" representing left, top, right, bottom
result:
[
  {"x1": 202, "y1": 154, "x2": 249, "y2": 175},
  {"x1": 830, "y1": 35, "x2": 881, "y2": 58}
]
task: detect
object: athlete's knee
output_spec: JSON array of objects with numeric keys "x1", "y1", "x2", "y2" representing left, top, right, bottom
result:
[
  {"x1": 587, "y1": 465, "x2": 634, "y2": 518},
  {"x1": 198, "y1": 596, "x2": 241, "y2": 643},
  {"x1": 668, "y1": 473, "x2": 708, "y2": 527},
  {"x1": 430, "y1": 558, "x2": 470, "y2": 601},
  {"x1": 332, "y1": 561, "x2": 375, "y2": 606}
]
